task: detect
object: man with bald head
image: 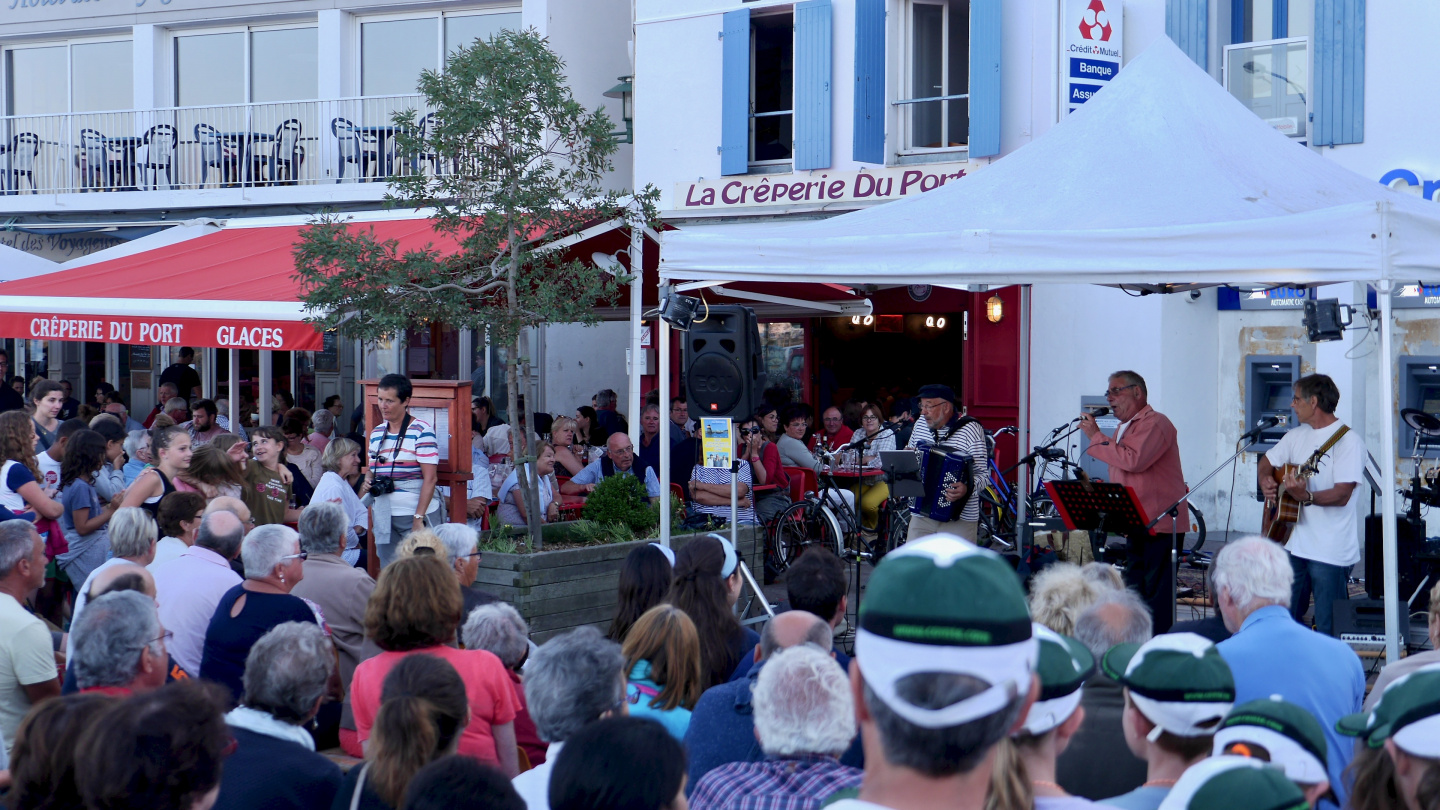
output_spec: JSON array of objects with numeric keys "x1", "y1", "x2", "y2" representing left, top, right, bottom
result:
[
  {"x1": 684, "y1": 611, "x2": 862, "y2": 795},
  {"x1": 150, "y1": 509, "x2": 245, "y2": 675},
  {"x1": 206, "y1": 496, "x2": 254, "y2": 534},
  {"x1": 560, "y1": 431, "x2": 661, "y2": 503},
  {"x1": 62, "y1": 564, "x2": 188, "y2": 694}
]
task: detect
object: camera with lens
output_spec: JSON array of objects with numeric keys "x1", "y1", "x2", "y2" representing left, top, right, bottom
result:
[{"x1": 371, "y1": 475, "x2": 396, "y2": 495}]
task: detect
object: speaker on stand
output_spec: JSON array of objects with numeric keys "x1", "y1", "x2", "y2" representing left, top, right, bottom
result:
[{"x1": 683, "y1": 305, "x2": 766, "y2": 421}]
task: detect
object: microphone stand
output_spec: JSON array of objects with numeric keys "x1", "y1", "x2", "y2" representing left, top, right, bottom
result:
[{"x1": 1141, "y1": 435, "x2": 1264, "y2": 629}]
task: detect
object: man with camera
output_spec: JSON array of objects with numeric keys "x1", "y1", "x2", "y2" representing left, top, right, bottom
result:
[{"x1": 366, "y1": 374, "x2": 442, "y2": 568}]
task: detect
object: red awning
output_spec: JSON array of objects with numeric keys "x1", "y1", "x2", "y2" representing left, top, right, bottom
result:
[{"x1": 0, "y1": 217, "x2": 457, "y2": 351}]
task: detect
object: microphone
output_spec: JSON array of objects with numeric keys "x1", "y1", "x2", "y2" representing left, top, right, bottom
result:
[
  {"x1": 1069, "y1": 406, "x2": 1111, "y2": 424},
  {"x1": 1240, "y1": 416, "x2": 1281, "y2": 443},
  {"x1": 1035, "y1": 447, "x2": 1067, "y2": 461}
]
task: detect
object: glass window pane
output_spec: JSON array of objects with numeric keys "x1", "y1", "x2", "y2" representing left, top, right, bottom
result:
[
  {"x1": 7, "y1": 47, "x2": 67, "y2": 116},
  {"x1": 749, "y1": 13, "x2": 792, "y2": 162},
  {"x1": 1242, "y1": 0, "x2": 1273, "y2": 42},
  {"x1": 909, "y1": 3, "x2": 943, "y2": 148},
  {"x1": 251, "y1": 28, "x2": 317, "y2": 102},
  {"x1": 1288, "y1": 1, "x2": 1313, "y2": 40},
  {"x1": 446, "y1": 13, "x2": 521, "y2": 56},
  {"x1": 72, "y1": 41, "x2": 132, "y2": 112},
  {"x1": 176, "y1": 33, "x2": 245, "y2": 106},
  {"x1": 759, "y1": 323, "x2": 807, "y2": 404},
  {"x1": 946, "y1": 0, "x2": 969, "y2": 146},
  {"x1": 361, "y1": 18, "x2": 438, "y2": 96}
]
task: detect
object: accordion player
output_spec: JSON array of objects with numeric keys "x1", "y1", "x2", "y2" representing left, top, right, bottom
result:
[{"x1": 915, "y1": 442, "x2": 973, "y2": 522}]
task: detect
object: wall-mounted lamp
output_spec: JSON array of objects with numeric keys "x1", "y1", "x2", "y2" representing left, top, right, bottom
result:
[
  {"x1": 925, "y1": 316, "x2": 947, "y2": 329},
  {"x1": 985, "y1": 294, "x2": 1004, "y2": 323},
  {"x1": 849, "y1": 315, "x2": 874, "y2": 326},
  {"x1": 603, "y1": 75, "x2": 633, "y2": 144}
]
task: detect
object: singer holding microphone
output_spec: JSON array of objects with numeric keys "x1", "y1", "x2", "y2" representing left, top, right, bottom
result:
[{"x1": 1078, "y1": 370, "x2": 1187, "y2": 632}]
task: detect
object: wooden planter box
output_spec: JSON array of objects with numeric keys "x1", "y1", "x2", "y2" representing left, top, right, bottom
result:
[{"x1": 473, "y1": 526, "x2": 762, "y2": 642}]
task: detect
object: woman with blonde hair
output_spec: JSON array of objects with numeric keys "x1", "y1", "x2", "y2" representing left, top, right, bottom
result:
[
  {"x1": 175, "y1": 442, "x2": 246, "y2": 501},
  {"x1": 349, "y1": 554, "x2": 519, "y2": 775},
  {"x1": 548, "y1": 416, "x2": 594, "y2": 476},
  {"x1": 620, "y1": 604, "x2": 703, "y2": 740},
  {"x1": 312, "y1": 436, "x2": 369, "y2": 566}
]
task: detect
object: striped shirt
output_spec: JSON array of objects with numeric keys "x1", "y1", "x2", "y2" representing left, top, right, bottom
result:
[
  {"x1": 688, "y1": 755, "x2": 862, "y2": 810},
  {"x1": 905, "y1": 415, "x2": 989, "y2": 522},
  {"x1": 689, "y1": 462, "x2": 758, "y2": 524},
  {"x1": 368, "y1": 415, "x2": 439, "y2": 483}
]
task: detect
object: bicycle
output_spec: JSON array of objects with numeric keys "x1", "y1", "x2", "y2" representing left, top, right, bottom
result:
[{"x1": 767, "y1": 455, "x2": 909, "y2": 575}]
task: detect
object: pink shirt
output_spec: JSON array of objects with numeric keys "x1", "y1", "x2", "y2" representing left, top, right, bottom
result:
[
  {"x1": 351, "y1": 645, "x2": 518, "y2": 766},
  {"x1": 1083, "y1": 405, "x2": 1189, "y2": 534},
  {"x1": 150, "y1": 545, "x2": 242, "y2": 675}
]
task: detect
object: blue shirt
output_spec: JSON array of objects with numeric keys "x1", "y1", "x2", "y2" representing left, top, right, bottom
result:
[
  {"x1": 1216, "y1": 605, "x2": 1364, "y2": 810},
  {"x1": 570, "y1": 457, "x2": 662, "y2": 499},
  {"x1": 626, "y1": 659, "x2": 691, "y2": 740}
]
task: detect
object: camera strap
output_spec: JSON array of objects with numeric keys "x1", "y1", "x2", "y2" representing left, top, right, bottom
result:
[{"x1": 378, "y1": 413, "x2": 414, "y2": 479}]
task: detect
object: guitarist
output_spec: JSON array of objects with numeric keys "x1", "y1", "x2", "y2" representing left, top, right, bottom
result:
[
  {"x1": 904, "y1": 384, "x2": 988, "y2": 543},
  {"x1": 1258, "y1": 374, "x2": 1365, "y2": 637}
]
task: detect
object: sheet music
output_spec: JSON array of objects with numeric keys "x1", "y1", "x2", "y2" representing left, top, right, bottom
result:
[{"x1": 409, "y1": 406, "x2": 450, "y2": 463}]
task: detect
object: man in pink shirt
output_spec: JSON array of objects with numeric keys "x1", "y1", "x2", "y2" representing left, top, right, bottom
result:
[
  {"x1": 149, "y1": 509, "x2": 245, "y2": 675},
  {"x1": 1079, "y1": 370, "x2": 1188, "y2": 633}
]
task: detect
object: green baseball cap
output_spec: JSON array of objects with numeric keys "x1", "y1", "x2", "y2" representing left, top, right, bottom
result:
[
  {"x1": 1215, "y1": 696, "x2": 1329, "y2": 786},
  {"x1": 1337, "y1": 662, "x2": 1440, "y2": 756},
  {"x1": 1020, "y1": 623, "x2": 1095, "y2": 736},
  {"x1": 1102, "y1": 632, "x2": 1235, "y2": 738},
  {"x1": 856, "y1": 534, "x2": 1037, "y2": 729},
  {"x1": 1157, "y1": 756, "x2": 1309, "y2": 810}
]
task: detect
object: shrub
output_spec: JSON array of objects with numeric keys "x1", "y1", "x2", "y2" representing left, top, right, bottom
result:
[{"x1": 581, "y1": 473, "x2": 658, "y2": 536}]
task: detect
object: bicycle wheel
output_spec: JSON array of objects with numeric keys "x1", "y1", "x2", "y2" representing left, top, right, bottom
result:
[
  {"x1": 880, "y1": 499, "x2": 910, "y2": 558},
  {"x1": 1186, "y1": 503, "x2": 1207, "y2": 551},
  {"x1": 770, "y1": 499, "x2": 842, "y2": 572}
]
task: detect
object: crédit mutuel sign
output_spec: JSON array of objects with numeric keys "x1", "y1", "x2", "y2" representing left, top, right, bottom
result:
[{"x1": 675, "y1": 164, "x2": 982, "y2": 212}]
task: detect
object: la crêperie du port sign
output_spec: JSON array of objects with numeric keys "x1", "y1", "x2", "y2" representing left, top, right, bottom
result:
[{"x1": 674, "y1": 162, "x2": 985, "y2": 212}]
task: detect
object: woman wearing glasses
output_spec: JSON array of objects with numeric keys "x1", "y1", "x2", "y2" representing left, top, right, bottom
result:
[
  {"x1": 738, "y1": 414, "x2": 790, "y2": 523},
  {"x1": 199, "y1": 523, "x2": 322, "y2": 705},
  {"x1": 849, "y1": 403, "x2": 895, "y2": 530}
]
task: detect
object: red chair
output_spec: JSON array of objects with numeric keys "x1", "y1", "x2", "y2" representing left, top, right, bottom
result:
[
  {"x1": 783, "y1": 465, "x2": 817, "y2": 500},
  {"x1": 670, "y1": 482, "x2": 687, "y2": 503}
]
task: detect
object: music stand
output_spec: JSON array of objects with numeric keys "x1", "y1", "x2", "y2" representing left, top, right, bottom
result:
[
  {"x1": 1044, "y1": 480, "x2": 1153, "y2": 558},
  {"x1": 881, "y1": 450, "x2": 924, "y2": 499}
]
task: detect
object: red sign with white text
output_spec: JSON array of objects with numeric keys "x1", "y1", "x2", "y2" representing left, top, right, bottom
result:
[{"x1": 0, "y1": 313, "x2": 323, "y2": 351}]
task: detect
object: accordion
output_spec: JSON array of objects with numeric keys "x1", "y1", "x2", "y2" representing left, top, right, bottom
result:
[{"x1": 916, "y1": 442, "x2": 973, "y2": 522}]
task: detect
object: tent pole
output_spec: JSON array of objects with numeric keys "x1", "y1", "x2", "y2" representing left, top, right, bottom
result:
[
  {"x1": 1378, "y1": 206, "x2": 1401, "y2": 663},
  {"x1": 259, "y1": 350, "x2": 273, "y2": 428},
  {"x1": 628, "y1": 217, "x2": 644, "y2": 450},
  {"x1": 1017, "y1": 285, "x2": 1032, "y2": 546},
  {"x1": 659, "y1": 316, "x2": 671, "y2": 548},
  {"x1": 227, "y1": 349, "x2": 239, "y2": 431}
]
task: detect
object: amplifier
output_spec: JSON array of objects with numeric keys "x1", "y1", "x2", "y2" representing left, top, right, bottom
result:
[
  {"x1": 1334, "y1": 599, "x2": 1410, "y2": 652},
  {"x1": 1364, "y1": 515, "x2": 1432, "y2": 610}
]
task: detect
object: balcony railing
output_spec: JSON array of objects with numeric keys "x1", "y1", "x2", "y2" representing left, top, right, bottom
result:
[{"x1": 0, "y1": 95, "x2": 448, "y2": 195}]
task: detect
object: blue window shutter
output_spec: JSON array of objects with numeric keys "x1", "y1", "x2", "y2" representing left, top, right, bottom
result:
[
  {"x1": 794, "y1": 0, "x2": 833, "y2": 170},
  {"x1": 1273, "y1": 0, "x2": 1288, "y2": 37},
  {"x1": 968, "y1": 0, "x2": 1001, "y2": 158},
  {"x1": 1313, "y1": 0, "x2": 1365, "y2": 146},
  {"x1": 852, "y1": 0, "x2": 885, "y2": 164},
  {"x1": 1166, "y1": 0, "x2": 1209, "y2": 70},
  {"x1": 720, "y1": 8, "x2": 751, "y2": 176}
]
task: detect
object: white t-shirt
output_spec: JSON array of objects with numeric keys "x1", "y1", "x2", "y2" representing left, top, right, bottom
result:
[
  {"x1": 1265, "y1": 420, "x2": 1365, "y2": 566},
  {"x1": 37, "y1": 451, "x2": 61, "y2": 493},
  {"x1": 0, "y1": 593, "x2": 55, "y2": 754}
]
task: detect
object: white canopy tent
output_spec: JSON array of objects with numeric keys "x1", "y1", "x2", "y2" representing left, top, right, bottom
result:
[{"x1": 656, "y1": 37, "x2": 1440, "y2": 661}]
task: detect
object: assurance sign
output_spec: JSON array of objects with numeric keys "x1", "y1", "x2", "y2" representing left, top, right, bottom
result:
[{"x1": 674, "y1": 164, "x2": 980, "y2": 211}]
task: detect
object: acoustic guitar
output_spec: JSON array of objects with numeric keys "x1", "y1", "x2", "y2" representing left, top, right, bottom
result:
[{"x1": 1261, "y1": 463, "x2": 1312, "y2": 545}]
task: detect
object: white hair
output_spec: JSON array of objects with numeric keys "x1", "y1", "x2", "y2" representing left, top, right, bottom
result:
[
  {"x1": 434, "y1": 523, "x2": 478, "y2": 564},
  {"x1": 752, "y1": 644, "x2": 856, "y2": 757},
  {"x1": 1213, "y1": 535, "x2": 1293, "y2": 610},
  {"x1": 463, "y1": 603, "x2": 529, "y2": 669},
  {"x1": 1029, "y1": 563, "x2": 1103, "y2": 637},
  {"x1": 108, "y1": 507, "x2": 158, "y2": 559},
  {"x1": 242, "y1": 524, "x2": 300, "y2": 579}
]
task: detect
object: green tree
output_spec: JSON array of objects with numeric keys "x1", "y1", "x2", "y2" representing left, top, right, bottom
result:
[{"x1": 293, "y1": 29, "x2": 658, "y2": 549}]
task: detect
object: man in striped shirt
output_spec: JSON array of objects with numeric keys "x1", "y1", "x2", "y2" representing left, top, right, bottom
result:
[
  {"x1": 367, "y1": 373, "x2": 442, "y2": 567},
  {"x1": 903, "y1": 384, "x2": 988, "y2": 543}
]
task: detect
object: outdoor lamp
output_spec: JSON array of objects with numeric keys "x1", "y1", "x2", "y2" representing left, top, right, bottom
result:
[
  {"x1": 604, "y1": 76, "x2": 634, "y2": 144},
  {"x1": 986, "y1": 294, "x2": 1004, "y2": 323}
]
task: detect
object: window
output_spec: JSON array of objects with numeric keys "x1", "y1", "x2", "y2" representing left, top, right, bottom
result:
[
  {"x1": 900, "y1": 0, "x2": 969, "y2": 152},
  {"x1": 174, "y1": 27, "x2": 317, "y2": 106},
  {"x1": 5, "y1": 39, "x2": 133, "y2": 115},
  {"x1": 360, "y1": 11, "x2": 522, "y2": 97},
  {"x1": 750, "y1": 13, "x2": 793, "y2": 165},
  {"x1": 1225, "y1": 1, "x2": 1311, "y2": 140}
]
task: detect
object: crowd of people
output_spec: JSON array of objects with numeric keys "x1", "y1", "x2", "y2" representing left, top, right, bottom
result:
[{"x1": 0, "y1": 360, "x2": 1437, "y2": 810}]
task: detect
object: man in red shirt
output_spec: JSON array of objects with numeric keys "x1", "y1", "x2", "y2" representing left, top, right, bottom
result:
[
  {"x1": 812, "y1": 407, "x2": 853, "y2": 454},
  {"x1": 1079, "y1": 370, "x2": 1187, "y2": 633}
]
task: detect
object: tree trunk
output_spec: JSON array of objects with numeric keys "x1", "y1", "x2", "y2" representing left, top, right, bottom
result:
[{"x1": 505, "y1": 228, "x2": 543, "y2": 551}]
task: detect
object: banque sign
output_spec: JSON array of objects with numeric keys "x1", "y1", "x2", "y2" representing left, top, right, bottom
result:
[{"x1": 674, "y1": 163, "x2": 983, "y2": 212}]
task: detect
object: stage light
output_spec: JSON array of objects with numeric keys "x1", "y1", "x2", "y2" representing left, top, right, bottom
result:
[
  {"x1": 1303, "y1": 298, "x2": 1351, "y2": 343},
  {"x1": 658, "y1": 289, "x2": 701, "y2": 331}
]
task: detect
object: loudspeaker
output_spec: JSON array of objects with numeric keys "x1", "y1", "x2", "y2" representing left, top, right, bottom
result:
[
  {"x1": 1334, "y1": 599, "x2": 1410, "y2": 643},
  {"x1": 683, "y1": 305, "x2": 765, "y2": 421},
  {"x1": 1365, "y1": 514, "x2": 1429, "y2": 608}
]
